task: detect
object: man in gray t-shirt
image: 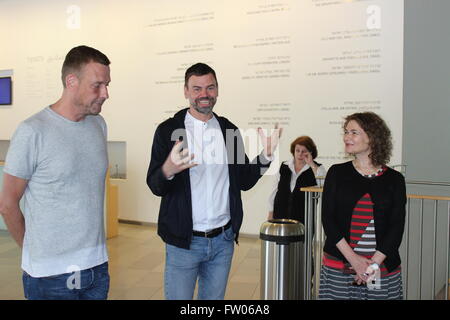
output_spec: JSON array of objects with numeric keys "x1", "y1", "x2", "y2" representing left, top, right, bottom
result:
[{"x1": 0, "y1": 46, "x2": 111, "y2": 300}]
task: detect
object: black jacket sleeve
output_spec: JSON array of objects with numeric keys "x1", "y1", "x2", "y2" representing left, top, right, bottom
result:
[
  {"x1": 376, "y1": 173, "x2": 407, "y2": 258},
  {"x1": 226, "y1": 124, "x2": 272, "y2": 191},
  {"x1": 321, "y1": 165, "x2": 345, "y2": 246},
  {"x1": 238, "y1": 153, "x2": 272, "y2": 191},
  {"x1": 146, "y1": 124, "x2": 175, "y2": 197}
]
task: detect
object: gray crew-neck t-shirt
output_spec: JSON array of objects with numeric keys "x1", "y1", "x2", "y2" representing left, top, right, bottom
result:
[{"x1": 4, "y1": 107, "x2": 109, "y2": 277}]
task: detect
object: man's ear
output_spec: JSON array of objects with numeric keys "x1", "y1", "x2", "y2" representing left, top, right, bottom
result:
[
  {"x1": 65, "y1": 73, "x2": 78, "y2": 89},
  {"x1": 184, "y1": 85, "x2": 188, "y2": 99}
]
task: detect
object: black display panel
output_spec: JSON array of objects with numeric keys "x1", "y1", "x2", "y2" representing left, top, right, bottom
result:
[{"x1": 0, "y1": 77, "x2": 12, "y2": 105}]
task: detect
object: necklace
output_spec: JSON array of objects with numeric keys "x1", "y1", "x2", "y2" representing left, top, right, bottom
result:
[
  {"x1": 352, "y1": 160, "x2": 383, "y2": 178},
  {"x1": 361, "y1": 167, "x2": 384, "y2": 178}
]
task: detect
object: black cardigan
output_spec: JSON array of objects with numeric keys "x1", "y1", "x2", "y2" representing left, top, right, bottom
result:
[
  {"x1": 146, "y1": 108, "x2": 272, "y2": 249},
  {"x1": 321, "y1": 161, "x2": 407, "y2": 272}
]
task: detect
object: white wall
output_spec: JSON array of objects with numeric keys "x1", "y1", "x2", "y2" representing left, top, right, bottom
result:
[{"x1": 0, "y1": 0, "x2": 404, "y2": 235}]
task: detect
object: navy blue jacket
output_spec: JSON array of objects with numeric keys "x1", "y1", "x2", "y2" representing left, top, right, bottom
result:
[{"x1": 146, "y1": 108, "x2": 272, "y2": 249}]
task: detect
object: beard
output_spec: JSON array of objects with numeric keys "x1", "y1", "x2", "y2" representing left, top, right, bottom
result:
[{"x1": 191, "y1": 97, "x2": 216, "y2": 115}]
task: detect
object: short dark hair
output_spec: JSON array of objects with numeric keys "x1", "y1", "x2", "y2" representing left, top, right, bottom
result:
[
  {"x1": 290, "y1": 136, "x2": 318, "y2": 159},
  {"x1": 344, "y1": 112, "x2": 392, "y2": 166},
  {"x1": 61, "y1": 45, "x2": 110, "y2": 87},
  {"x1": 184, "y1": 63, "x2": 217, "y2": 87}
]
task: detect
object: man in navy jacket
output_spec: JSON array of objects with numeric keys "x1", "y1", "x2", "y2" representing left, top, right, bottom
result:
[{"x1": 146, "y1": 63, "x2": 281, "y2": 300}]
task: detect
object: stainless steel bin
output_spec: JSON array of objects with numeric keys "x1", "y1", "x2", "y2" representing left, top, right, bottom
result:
[{"x1": 260, "y1": 219, "x2": 305, "y2": 300}]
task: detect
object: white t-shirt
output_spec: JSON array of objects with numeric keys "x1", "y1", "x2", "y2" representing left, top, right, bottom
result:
[{"x1": 4, "y1": 107, "x2": 109, "y2": 277}]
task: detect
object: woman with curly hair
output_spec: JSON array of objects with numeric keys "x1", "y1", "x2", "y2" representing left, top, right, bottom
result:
[{"x1": 319, "y1": 112, "x2": 406, "y2": 300}]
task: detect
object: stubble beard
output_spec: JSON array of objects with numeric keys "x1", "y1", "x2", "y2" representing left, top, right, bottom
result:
[{"x1": 192, "y1": 97, "x2": 216, "y2": 115}]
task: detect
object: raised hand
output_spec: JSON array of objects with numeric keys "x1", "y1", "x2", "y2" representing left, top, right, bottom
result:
[
  {"x1": 257, "y1": 123, "x2": 283, "y2": 158},
  {"x1": 162, "y1": 140, "x2": 197, "y2": 178},
  {"x1": 304, "y1": 151, "x2": 314, "y2": 166}
]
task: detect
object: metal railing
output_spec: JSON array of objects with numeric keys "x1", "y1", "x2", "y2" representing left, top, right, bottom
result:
[
  {"x1": 406, "y1": 180, "x2": 450, "y2": 187},
  {"x1": 302, "y1": 186, "x2": 450, "y2": 300}
]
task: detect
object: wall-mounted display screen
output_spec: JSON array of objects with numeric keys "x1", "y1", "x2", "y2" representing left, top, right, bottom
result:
[{"x1": 0, "y1": 77, "x2": 12, "y2": 105}]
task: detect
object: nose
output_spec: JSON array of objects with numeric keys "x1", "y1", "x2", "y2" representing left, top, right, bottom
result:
[
  {"x1": 199, "y1": 88, "x2": 210, "y2": 97},
  {"x1": 343, "y1": 133, "x2": 350, "y2": 142},
  {"x1": 101, "y1": 85, "x2": 109, "y2": 100}
]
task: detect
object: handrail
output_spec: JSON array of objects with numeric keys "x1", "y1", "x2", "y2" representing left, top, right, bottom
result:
[
  {"x1": 408, "y1": 194, "x2": 450, "y2": 201},
  {"x1": 301, "y1": 187, "x2": 322, "y2": 192},
  {"x1": 301, "y1": 187, "x2": 450, "y2": 201},
  {"x1": 316, "y1": 177, "x2": 450, "y2": 187},
  {"x1": 407, "y1": 180, "x2": 450, "y2": 187}
]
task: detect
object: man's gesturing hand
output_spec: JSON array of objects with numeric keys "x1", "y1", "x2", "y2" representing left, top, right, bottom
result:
[
  {"x1": 258, "y1": 123, "x2": 283, "y2": 158},
  {"x1": 162, "y1": 140, "x2": 197, "y2": 179}
]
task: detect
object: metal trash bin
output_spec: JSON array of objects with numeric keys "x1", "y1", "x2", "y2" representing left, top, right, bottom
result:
[{"x1": 260, "y1": 219, "x2": 305, "y2": 300}]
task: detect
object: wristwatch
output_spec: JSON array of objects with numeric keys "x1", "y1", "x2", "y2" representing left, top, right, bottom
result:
[
  {"x1": 363, "y1": 262, "x2": 380, "y2": 277},
  {"x1": 369, "y1": 263, "x2": 380, "y2": 270}
]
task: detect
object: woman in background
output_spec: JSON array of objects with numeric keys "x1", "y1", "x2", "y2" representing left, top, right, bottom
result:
[
  {"x1": 319, "y1": 112, "x2": 406, "y2": 300},
  {"x1": 268, "y1": 136, "x2": 326, "y2": 224}
]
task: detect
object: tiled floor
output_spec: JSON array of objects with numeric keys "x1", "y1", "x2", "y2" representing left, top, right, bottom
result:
[{"x1": 0, "y1": 223, "x2": 261, "y2": 300}]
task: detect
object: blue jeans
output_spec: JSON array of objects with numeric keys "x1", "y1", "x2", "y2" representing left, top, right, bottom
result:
[
  {"x1": 165, "y1": 226, "x2": 235, "y2": 300},
  {"x1": 22, "y1": 262, "x2": 110, "y2": 300}
]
